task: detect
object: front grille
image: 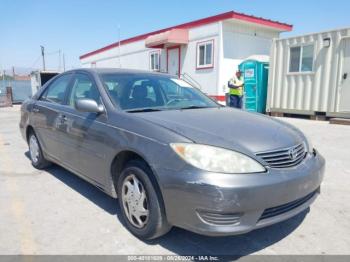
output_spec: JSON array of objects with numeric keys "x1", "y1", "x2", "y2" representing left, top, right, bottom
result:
[
  {"x1": 259, "y1": 190, "x2": 317, "y2": 221},
  {"x1": 197, "y1": 210, "x2": 241, "y2": 226},
  {"x1": 256, "y1": 143, "x2": 306, "y2": 168}
]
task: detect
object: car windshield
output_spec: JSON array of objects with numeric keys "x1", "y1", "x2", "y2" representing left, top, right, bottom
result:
[{"x1": 99, "y1": 73, "x2": 219, "y2": 112}]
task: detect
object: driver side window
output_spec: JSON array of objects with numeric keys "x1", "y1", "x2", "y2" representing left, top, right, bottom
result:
[
  {"x1": 159, "y1": 79, "x2": 183, "y2": 100},
  {"x1": 68, "y1": 73, "x2": 101, "y2": 108}
]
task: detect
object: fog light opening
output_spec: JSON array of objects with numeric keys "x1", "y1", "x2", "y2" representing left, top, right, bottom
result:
[{"x1": 197, "y1": 210, "x2": 242, "y2": 226}]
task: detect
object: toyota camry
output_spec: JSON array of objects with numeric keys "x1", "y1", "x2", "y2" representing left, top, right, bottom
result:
[{"x1": 20, "y1": 68, "x2": 325, "y2": 239}]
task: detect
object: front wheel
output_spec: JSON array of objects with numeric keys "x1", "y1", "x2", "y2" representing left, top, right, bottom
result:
[
  {"x1": 117, "y1": 160, "x2": 171, "y2": 239},
  {"x1": 28, "y1": 132, "x2": 51, "y2": 169}
]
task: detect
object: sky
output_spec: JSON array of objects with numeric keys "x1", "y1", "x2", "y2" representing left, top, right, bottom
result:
[{"x1": 1, "y1": 0, "x2": 349, "y2": 73}]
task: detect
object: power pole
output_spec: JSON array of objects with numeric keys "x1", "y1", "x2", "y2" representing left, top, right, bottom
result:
[
  {"x1": 63, "y1": 53, "x2": 66, "y2": 72},
  {"x1": 40, "y1": 45, "x2": 46, "y2": 71},
  {"x1": 58, "y1": 49, "x2": 61, "y2": 71}
]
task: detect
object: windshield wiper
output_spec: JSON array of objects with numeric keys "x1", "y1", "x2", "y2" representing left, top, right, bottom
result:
[
  {"x1": 126, "y1": 108, "x2": 162, "y2": 113},
  {"x1": 179, "y1": 105, "x2": 209, "y2": 110}
]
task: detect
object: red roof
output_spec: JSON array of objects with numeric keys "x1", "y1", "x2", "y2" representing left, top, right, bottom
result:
[{"x1": 80, "y1": 11, "x2": 292, "y2": 60}]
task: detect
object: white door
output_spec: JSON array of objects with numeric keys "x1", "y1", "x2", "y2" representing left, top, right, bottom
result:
[
  {"x1": 168, "y1": 47, "x2": 180, "y2": 77},
  {"x1": 339, "y1": 39, "x2": 350, "y2": 112}
]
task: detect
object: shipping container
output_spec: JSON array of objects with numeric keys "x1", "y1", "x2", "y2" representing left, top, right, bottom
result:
[
  {"x1": 30, "y1": 70, "x2": 59, "y2": 95},
  {"x1": 267, "y1": 27, "x2": 350, "y2": 118}
]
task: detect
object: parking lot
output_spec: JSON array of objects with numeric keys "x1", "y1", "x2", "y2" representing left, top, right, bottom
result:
[{"x1": 0, "y1": 105, "x2": 349, "y2": 256}]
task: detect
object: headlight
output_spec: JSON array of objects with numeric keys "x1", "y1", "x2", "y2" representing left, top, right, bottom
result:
[{"x1": 170, "y1": 143, "x2": 266, "y2": 174}]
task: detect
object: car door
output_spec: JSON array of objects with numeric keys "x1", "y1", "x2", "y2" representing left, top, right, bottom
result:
[
  {"x1": 240, "y1": 62, "x2": 258, "y2": 112},
  {"x1": 31, "y1": 73, "x2": 73, "y2": 161},
  {"x1": 58, "y1": 72, "x2": 109, "y2": 186}
]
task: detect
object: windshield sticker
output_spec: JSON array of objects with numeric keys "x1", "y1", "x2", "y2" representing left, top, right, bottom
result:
[{"x1": 170, "y1": 78, "x2": 193, "y2": 88}]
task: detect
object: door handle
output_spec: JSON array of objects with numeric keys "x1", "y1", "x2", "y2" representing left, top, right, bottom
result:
[
  {"x1": 58, "y1": 114, "x2": 68, "y2": 124},
  {"x1": 61, "y1": 115, "x2": 68, "y2": 123},
  {"x1": 343, "y1": 73, "x2": 348, "y2": 80}
]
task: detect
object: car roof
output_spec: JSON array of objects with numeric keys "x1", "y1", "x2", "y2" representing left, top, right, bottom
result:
[{"x1": 65, "y1": 68, "x2": 175, "y2": 77}]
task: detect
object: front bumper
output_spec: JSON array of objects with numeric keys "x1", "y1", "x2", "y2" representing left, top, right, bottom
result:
[{"x1": 155, "y1": 151, "x2": 325, "y2": 236}]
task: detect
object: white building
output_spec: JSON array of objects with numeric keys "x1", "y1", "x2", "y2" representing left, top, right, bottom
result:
[
  {"x1": 267, "y1": 27, "x2": 350, "y2": 118},
  {"x1": 80, "y1": 11, "x2": 292, "y2": 102}
]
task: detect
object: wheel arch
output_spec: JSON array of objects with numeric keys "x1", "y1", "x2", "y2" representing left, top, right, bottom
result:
[
  {"x1": 110, "y1": 150, "x2": 165, "y2": 208},
  {"x1": 25, "y1": 125, "x2": 35, "y2": 143}
]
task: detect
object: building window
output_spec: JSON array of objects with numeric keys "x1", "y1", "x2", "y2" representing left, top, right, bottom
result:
[
  {"x1": 289, "y1": 44, "x2": 314, "y2": 73},
  {"x1": 150, "y1": 51, "x2": 160, "y2": 71},
  {"x1": 197, "y1": 40, "x2": 214, "y2": 69}
]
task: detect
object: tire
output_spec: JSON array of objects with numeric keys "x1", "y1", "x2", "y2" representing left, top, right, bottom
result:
[
  {"x1": 117, "y1": 159, "x2": 171, "y2": 240},
  {"x1": 28, "y1": 131, "x2": 51, "y2": 169}
]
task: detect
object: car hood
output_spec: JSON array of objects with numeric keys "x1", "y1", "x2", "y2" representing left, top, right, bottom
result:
[{"x1": 134, "y1": 107, "x2": 305, "y2": 154}]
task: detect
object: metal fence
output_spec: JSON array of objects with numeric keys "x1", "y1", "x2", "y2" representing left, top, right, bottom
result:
[{"x1": 0, "y1": 80, "x2": 32, "y2": 103}]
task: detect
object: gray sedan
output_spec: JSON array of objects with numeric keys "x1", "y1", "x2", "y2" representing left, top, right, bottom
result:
[{"x1": 19, "y1": 68, "x2": 325, "y2": 239}]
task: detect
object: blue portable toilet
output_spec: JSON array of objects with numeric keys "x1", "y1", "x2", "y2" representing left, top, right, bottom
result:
[{"x1": 239, "y1": 55, "x2": 269, "y2": 113}]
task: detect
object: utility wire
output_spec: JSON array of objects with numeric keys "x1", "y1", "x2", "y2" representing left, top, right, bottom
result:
[
  {"x1": 23, "y1": 49, "x2": 63, "y2": 71},
  {"x1": 30, "y1": 55, "x2": 42, "y2": 68},
  {"x1": 46, "y1": 50, "x2": 60, "y2": 55}
]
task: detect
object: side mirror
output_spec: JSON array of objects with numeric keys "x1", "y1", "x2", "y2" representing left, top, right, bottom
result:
[{"x1": 75, "y1": 99, "x2": 104, "y2": 114}]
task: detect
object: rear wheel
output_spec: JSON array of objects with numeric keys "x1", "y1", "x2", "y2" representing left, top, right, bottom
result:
[
  {"x1": 117, "y1": 160, "x2": 171, "y2": 239},
  {"x1": 28, "y1": 132, "x2": 51, "y2": 169}
]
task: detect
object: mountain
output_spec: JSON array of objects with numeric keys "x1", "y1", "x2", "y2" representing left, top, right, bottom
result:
[{"x1": 3, "y1": 67, "x2": 37, "y2": 76}]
